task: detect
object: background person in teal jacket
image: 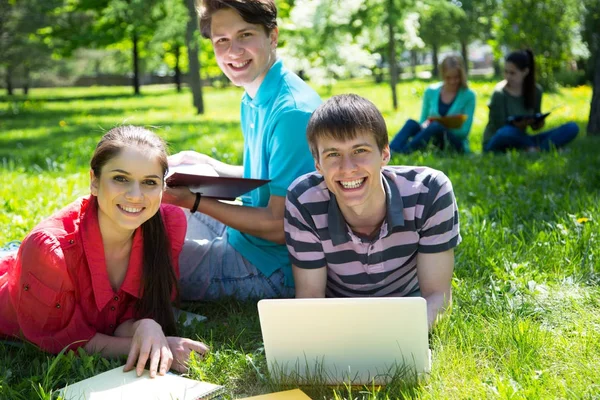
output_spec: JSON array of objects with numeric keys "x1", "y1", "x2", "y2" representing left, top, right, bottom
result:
[{"x1": 390, "y1": 55, "x2": 476, "y2": 154}]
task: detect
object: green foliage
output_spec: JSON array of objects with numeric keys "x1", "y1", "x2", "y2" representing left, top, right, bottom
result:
[
  {"x1": 492, "y1": 0, "x2": 581, "y2": 90},
  {"x1": 418, "y1": 0, "x2": 466, "y2": 50},
  {"x1": 0, "y1": 83, "x2": 598, "y2": 399}
]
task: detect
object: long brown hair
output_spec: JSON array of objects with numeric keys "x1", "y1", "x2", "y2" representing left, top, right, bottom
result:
[
  {"x1": 90, "y1": 125, "x2": 179, "y2": 336},
  {"x1": 506, "y1": 49, "x2": 536, "y2": 110}
]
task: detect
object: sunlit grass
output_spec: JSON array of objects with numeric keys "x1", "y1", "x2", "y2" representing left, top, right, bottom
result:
[{"x1": 0, "y1": 82, "x2": 598, "y2": 399}]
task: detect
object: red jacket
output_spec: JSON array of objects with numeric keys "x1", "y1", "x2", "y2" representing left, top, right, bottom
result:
[{"x1": 0, "y1": 196, "x2": 186, "y2": 353}]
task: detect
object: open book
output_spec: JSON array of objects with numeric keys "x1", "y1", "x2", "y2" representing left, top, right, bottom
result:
[
  {"x1": 166, "y1": 164, "x2": 270, "y2": 201},
  {"x1": 427, "y1": 114, "x2": 467, "y2": 129},
  {"x1": 59, "y1": 365, "x2": 225, "y2": 400},
  {"x1": 507, "y1": 111, "x2": 551, "y2": 124}
]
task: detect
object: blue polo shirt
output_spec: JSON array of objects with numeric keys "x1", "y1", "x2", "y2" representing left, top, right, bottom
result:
[{"x1": 226, "y1": 58, "x2": 322, "y2": 286}]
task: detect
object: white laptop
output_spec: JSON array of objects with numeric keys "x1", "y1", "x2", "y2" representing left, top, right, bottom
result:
[{"x1": 257, "y1": 297, "x2": 431, "y2": 385}]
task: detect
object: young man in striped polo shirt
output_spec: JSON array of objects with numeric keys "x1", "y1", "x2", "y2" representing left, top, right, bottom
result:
[{"x1": 284, "y1": 94, "x2": 461, "y2": 329}]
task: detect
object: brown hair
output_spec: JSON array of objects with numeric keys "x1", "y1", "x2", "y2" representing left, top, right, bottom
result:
[
  {"x1": 307, "y1": 94, "x2": 389, "y2": 160},
  {"x1": 506, "y1": 49, "x2": 536, "y2": 110},
  {"x1": 90, "y1": 125, "x2": 179, "y2": 336},
  {"x1": 198, "y1": 0, "x2": 277, "y2": 39},
  {"x1": 440, "y1": 55, "x2": 468, "y2": 89}
]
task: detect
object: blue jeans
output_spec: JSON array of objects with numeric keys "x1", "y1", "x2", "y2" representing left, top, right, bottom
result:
[
  {"x1": 178, "y1": 211, "x2": 294, "y2": 301},
  {"x1": 390, "y1": 119, "x2": 463, "y2": 153},
  {"x1": 484, "y1": 122, "x2": 579, "y2": 153}
]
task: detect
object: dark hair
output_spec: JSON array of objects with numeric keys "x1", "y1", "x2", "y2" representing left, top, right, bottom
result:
[
  {"x1": 90, "y1": 125, "x2": 179, "y2": 336},
  {"x1": 506, "y1": 49, "x2": 536, "y2": 109},
  {"x1": 198, "y1": 0, "x2": 277, "y2": 39},
  {"x1": 307, "y1": 94, "x2": 389, "y2": 160}
]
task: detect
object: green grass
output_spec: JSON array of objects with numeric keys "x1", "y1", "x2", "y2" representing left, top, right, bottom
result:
[{"x1": 1, "y1": 81, "x2": 599, "y2": 399}]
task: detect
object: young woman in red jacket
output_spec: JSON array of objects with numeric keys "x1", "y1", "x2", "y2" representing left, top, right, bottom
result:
[{"x1": 0, "y1": 125, "x2": 207, "y2": 378}]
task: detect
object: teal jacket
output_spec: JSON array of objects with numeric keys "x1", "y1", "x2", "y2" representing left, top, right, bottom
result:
[{"x1": 419, "y1": 82, "x2": 476, "y2": 152}]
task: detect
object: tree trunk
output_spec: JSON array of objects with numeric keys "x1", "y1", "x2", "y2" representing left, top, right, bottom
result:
[
  {"x1": 6, "y1": 67, "x2": 13, "y2": 95},
  {"x1": 174, "y1": 45, "x2": 182, "y2": 93},
  {"x1": 184, "y1": 0, "x2": 204, "y2": 114},
  {"x1": 411, "y1": 49, "x2": 417, "y2": 78},
  {"x1": 132, "y1": 30, "x2": 140, "y2": 95},
  {"x1": 387, "y1": 0, "x2": 398, "y2": 110},
  {"x1": 461, "y1": 40, "x2": 469, "y2": 75},
  {"x1": 588, "y1": 48, "x2": 600, "y2": 136},
  {"x1": 22, "y1": 65, "x2": 29, "y2": 95},
  {"x1": 432, "y1": 44, "x2": 439, "y2": 78}
]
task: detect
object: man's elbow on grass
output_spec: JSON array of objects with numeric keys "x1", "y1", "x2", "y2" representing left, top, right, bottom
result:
[{"x1": 416, "y1": 249, "x2": 455, "y2": 331}]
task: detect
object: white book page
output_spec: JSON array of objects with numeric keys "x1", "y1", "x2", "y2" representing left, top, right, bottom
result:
[{"x1": 167, "y1": 163, "x2": 219, "y2": 178}]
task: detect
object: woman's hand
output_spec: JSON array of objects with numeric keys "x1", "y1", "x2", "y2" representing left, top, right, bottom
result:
[
  {"x1": 166, "y1": 337, "x2": 210, "y2": 373},
  {"x1": 123, "y1": 319, "x2": 173, "y2": 378},
  {"x1": 531, "y1": 119, "x2": 545, "y2": 130},
  {"x1": 512, "y1": 118, "x2": 534, "y2": 131}
]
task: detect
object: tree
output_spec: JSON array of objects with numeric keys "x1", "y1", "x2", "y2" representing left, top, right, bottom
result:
[
  {"x1": 492, "y1": 0, "x2": 580, "y2": 89},
  {"x1": 582, "y1": 0, "x2": 600, "y2": 135},
  {"x1": 0, "y1": 0, "x2": 61, "y2": 95},
  {"x1": 417, "y1": 0, "x2": 465, "y2": 78},
  {"x1": 455, "y1": 0, "x2": 498, "y2": 73},
  {"x1": 184, "y1": 0, "x2": 204, "y2": 113},
  {"x1": 52, "y1": 0, "x2": 166, "y2": 95}
]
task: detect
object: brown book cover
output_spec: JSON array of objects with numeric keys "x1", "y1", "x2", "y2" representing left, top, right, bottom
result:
[
  {"x1": 166, "y1": 164, "x2": 270, "y2": 201},
  {"x1": 427, "y1": 114, "x2": 468, "y2": 129}
]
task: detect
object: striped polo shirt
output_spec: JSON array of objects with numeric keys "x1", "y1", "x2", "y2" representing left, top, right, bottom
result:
[{"x1": 284, "y1": 166, "x2": 461, "y2": 297}]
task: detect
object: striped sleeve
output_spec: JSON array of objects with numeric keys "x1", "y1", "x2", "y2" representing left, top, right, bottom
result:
[
  {"x1": 418, "y1": 171, "x2": 461, "y2": 253},
  {"x1": 284, "y1": 188, "x2": 327, "y2": 270}
]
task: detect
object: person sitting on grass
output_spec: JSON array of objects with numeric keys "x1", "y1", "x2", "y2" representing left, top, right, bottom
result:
[
  {"x1": 0, "y1": 126, "x2": 208, "y2": 378},
  {"x1": 284, "y1": 94, "x2": 460, "y2": 330},
  {"x1": 483, "y1": 49, "x2": 579, "y2": 152},
  {"x1": 389, "y1": 55, "x2": 476, "y2": 154},
  {"x1": 163, "y1": 0, "x2": 321, "y2": 301}
]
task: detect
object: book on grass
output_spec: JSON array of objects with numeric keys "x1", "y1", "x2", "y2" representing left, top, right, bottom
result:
[
  {"x1": 238, "y1": 389, "x2": 312, "y2": 400},
  {"x1": 59, "y1": 365, "x2": 225, "y2": 400},
  {"x1": 507, "y1": 111, "x2": 551, "y2": 124},
  {"x1": 166, "y1": 164, "x2": 270, "y2": 201},
  {"x1": 427, "y1": 114, "x2": 468, "y2": 129}
]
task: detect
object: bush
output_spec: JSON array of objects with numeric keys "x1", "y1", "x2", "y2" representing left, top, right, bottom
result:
[{"x1": 554, "y1": 69, "x2": 589, "y2": 87}]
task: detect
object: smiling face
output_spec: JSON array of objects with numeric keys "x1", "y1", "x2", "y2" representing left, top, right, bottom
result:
[
  {"x1": 442, "y1": 67, "x2": 461, "y2": 93},
  {"x1": 315, "y1": 132, "x2": 390, "y2": 212},
  {"x1": 210, "y1": 8, "x2": 278, "y2": 98},
  {"x1": 91, "y1": 146, "x2": 164, "y2": 237},
  {"x1": 504, "y1": 61, "x2": 529, "y2": 90}
]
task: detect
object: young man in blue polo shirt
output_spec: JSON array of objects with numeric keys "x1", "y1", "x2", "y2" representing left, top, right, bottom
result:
[
  {"x1": 164, "y1": 0, "x2": 321, "y2": 300},
  {"x1": 284, "y1": 94, "x2": 460, "y2": 329}
]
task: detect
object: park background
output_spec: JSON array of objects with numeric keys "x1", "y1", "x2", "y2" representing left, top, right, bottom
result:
[{"x1": 1, "y1": 0, "x2": 599, "y2": 399}]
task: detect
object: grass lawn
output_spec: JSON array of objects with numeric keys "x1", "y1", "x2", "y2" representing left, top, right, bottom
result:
[{"x1": 0, "y1": 80, "x2": 598, "y2": 399}]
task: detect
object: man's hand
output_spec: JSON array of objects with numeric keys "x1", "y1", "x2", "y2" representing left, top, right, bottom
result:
[
  {"x1": 162, "y1": 185, "x2": 196, "y2": 209},
  {"x1": 166, "y1": 337, "x2": 210, "y2": 373},
  {"x1": 416, "y1": 249, "x2": 454, "y2": 330},
  {"x1": 123, "y1": 319, "x2": 172, "y2": 378}
]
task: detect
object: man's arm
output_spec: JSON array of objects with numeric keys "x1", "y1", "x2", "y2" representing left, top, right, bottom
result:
[
  {"x1": 163, "y1": 188, "x2": 286, "y2": 244},
  {"x1": 416, "y1": 249, "x2": 454, "y2": 331},
  {"x1": 292, "y1": 264, "x2": 327, "y2": 298}
]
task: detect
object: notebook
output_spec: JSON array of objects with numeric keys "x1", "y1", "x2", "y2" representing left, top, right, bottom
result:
[
  {"x1": 238, "y1": 389, "x2": 311, "y2": 400},
  {"x1": 58, "y1": 365, "x2": 225, "y2": 400},
  {"x1": 427, "y1": 114, "x2": 467, "y2": 129},
  {"x1": 257, "y1": 298, "x2": 430, "y2": 385},
  {"x1": 166, "y1": 163, "x2": 269, "y2": 201}
]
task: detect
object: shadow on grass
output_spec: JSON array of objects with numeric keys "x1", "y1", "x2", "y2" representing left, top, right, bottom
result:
[
  {"x1": 0, "y1": 118, "x2": 241, "y2": 171},
  {"x1": 0, "y1": 89, "x2": 168, "y2": 104}
]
